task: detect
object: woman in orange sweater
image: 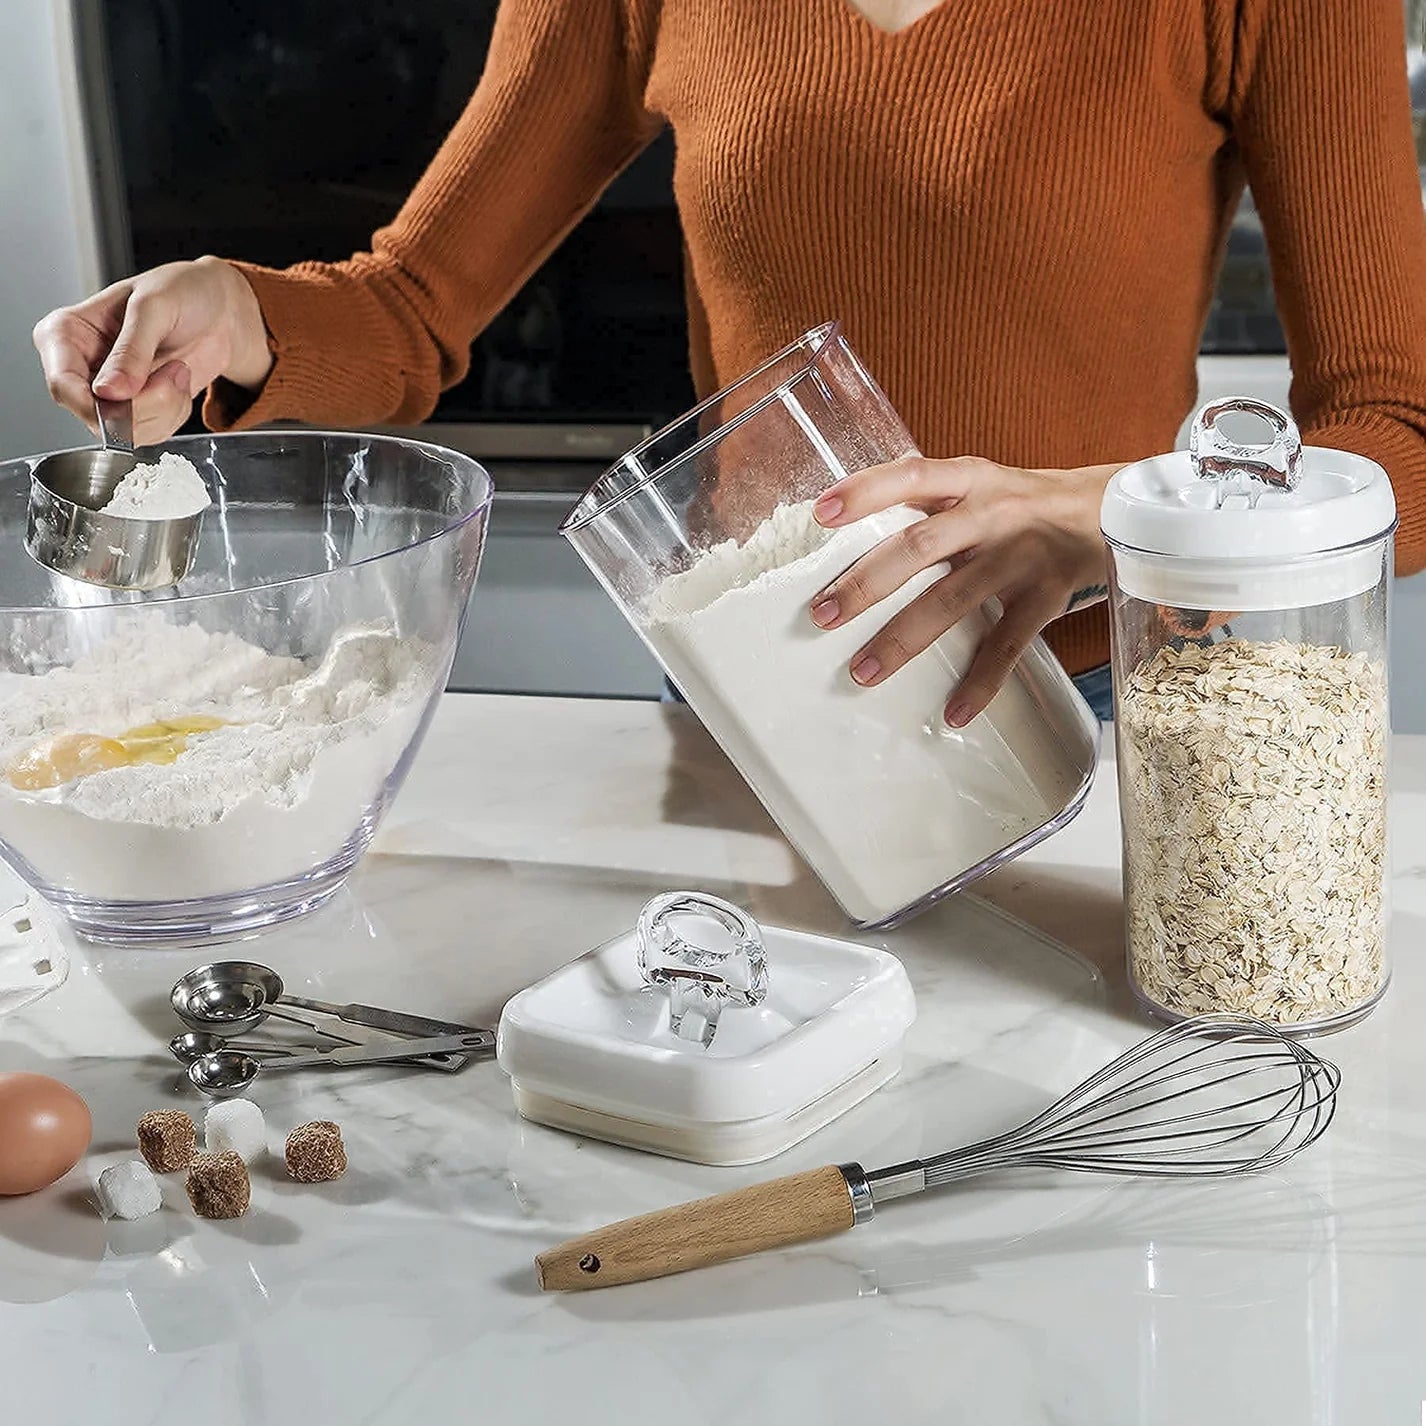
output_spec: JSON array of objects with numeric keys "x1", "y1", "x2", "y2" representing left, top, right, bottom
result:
[{"x1": 32, "y1": 0, "x2": 1426, "y2": 723}]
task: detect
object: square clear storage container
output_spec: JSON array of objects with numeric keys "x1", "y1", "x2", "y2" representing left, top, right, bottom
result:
[{"x1": 561, "y1": 324, "x2": 1099, "y2": 928}]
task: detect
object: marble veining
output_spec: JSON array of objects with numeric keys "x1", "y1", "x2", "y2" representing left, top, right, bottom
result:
[{"x1": 0, "y1": 694, "x2": 1423, "y2": 1425}]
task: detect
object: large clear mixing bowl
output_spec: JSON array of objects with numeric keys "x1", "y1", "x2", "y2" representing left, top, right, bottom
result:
[{"x1": 0, "y1": 431, "x2": 490, "y2": 946}]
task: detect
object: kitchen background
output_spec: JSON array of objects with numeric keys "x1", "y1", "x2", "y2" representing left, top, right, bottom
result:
[{"x1": 2, "y1": 0, "x2": 1424, "y2": 720}]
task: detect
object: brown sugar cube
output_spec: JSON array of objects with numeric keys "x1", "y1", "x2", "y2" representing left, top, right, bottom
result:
[
  {"x1": 136, "y1": 1109, "x2": 197, "y2": 1173},
  {"x1": 285, "y1": 1121, "x2": 346, "y2": 1183},
  {"x1": 185, "y1": 1151, "x2": 250, "y2": 1219}
]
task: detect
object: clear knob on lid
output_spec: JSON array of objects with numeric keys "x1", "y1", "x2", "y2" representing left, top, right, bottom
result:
[
  {"x1": 636, "y1": 891, "x2": 769, "y2": 1048},
  {"x1": 1189, "y1": 397, "x2": 1303, "y2": 500}
]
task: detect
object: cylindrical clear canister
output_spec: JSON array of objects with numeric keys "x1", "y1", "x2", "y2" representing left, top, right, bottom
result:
[{"x1": 1103, "y1": 398, "x2": 1395, "y2": 1032}]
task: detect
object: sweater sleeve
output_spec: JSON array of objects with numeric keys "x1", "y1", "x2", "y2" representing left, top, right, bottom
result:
[
  {"x1": 202, "y1": 0, "x2": 659, "y2": 431},
  {"x1": 1228, "y1": 0, "x2": 1426, "y2": 573}
]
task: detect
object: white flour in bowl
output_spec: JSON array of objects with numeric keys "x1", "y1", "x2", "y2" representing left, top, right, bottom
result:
[
  {"x1": 101, "y1": 452, "x2": 211, "y2": 520},
  {"x1": 0, "y1": 621, "x2": 432, "y2": 901},
  {"x1": 644, "y1": 501, "x2": 1082, "y2": 923}
]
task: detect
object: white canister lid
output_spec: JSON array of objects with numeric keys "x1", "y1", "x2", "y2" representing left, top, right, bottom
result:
[
  {"x1": 496, "y1": 920, "x2": 916, "y2": 1163},
  {"x1": 1101, "y1": 398, "x2": 1396, "y2": 610}
]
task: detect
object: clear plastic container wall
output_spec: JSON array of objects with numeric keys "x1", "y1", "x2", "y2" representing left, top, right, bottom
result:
[{"x1": 1108, "y1": 545, "x2": 1392, "y2": 1032}]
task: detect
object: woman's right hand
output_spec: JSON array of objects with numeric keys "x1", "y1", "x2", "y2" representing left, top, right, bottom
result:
[{"x1": 31, "y1": 257, "x2": 272, "y2": 445}]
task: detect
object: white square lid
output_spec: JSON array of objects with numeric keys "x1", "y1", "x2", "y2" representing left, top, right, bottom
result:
[{"x1": 496, "y1": 923, "x2": 916, "y2": 1129}]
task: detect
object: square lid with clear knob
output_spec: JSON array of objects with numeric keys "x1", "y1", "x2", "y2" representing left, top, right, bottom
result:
[{"x1": 496, "y1": 891, "x2": 917, "y2": 1165}]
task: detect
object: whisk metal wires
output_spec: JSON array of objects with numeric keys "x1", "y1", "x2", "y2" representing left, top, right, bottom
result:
[{"x1": 917, "y1": 1012, "x2": 1340, "y2": 1188}]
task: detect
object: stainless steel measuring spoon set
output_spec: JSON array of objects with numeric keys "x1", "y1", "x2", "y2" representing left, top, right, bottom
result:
[{"x1": 169, "y1": 960, "x2": 496, "y2": 1097}]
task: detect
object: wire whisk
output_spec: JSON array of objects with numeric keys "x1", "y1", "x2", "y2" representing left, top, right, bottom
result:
[
  {"x1": 920, "y1": 1012, "x2": 1340, "y2": 1186},
  {"x1": 537, "y1": 1013, "x2": 1344, "y2": 1291}
]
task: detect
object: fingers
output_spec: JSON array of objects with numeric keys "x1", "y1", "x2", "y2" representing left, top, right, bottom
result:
[
  {"x1": 944, "y1": 596, "x2": 1059, "y2": 727},
  {"x1": 92, "y1": 290, "x2": 174, "y2": 400},
  {"x1": 1158, "y1": 605, "x2": 1237, "y2": 638},
  {"x1": 32, "y1": 310, "x2": 108, "y2": 432},
  {"x1": 810, "y1": 459, "x2": 1110, "y2": 723},
  {"x1": 814, "y1": 456, "x2": 989, "y2": 525},
  {"x1": 843, "y1": 560, "x2": 1001, "y2": 688},
  {"x1": 810, "y1": 508, "x2": 994, "y2": 630},
  {"x1": 833, "y1": 546, "x2": 1063, "y2": 726},
  {"x1": 42, "y1": 367, "x2": 99, "y2": 435},
  {"x1": 36, "y1": 268, "x2": 221, "y2": 439},
  {"x1": 131, "y1": 360, "x2": 194, "y2": 446}
]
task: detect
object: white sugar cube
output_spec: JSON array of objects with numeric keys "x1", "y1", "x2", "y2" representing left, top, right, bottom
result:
[
  {"x1": 97, "y1": 1160, "x2": 161, "y2": 1220},
  {"x1": 204, "y1": 1098, "x2": 266, "y2": 1163}
]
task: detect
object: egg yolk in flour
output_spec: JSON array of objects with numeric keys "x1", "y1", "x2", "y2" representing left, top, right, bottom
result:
[{"x1": 4, "y1": 716, "x2": 227, "y2": 791}]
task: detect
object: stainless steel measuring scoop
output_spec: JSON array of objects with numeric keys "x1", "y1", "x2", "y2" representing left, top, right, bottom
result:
[
  {"x1": 27, "y1": 397, "x2": 206, "y2": 590},
  {"x1": 187, "y1": 1033, "x2": 495, "y2": 1097},
  {"x1": 171, "y1": 961, "x2": 488, "y2": 1039},
  {"x1": 170, "y1": 961, "x2": 494, "y2": 1072},
  {"x1": 171, "y1": 967, "x2": 357, "y2": 1041}
]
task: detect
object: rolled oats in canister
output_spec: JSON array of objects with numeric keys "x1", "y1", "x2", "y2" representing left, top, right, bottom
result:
[{"x1": 1118, "y1": 639, "x2": 1387, "y2": 1025}]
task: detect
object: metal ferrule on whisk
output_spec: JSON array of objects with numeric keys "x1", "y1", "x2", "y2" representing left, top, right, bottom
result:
[{"x1": 839, "y1": 1161, "x2": 927, "y2": 1223}]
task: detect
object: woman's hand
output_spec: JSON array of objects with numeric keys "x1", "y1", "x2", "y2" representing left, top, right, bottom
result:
[
  {"x1": 808, "y1": 456, "x2": 1119, "y2": 726},
  {"x1": 32, "y1": 257, "x2": 272, "y2": 446}
]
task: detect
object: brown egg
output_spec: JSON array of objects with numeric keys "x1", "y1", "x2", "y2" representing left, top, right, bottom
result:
[{"x1": 0, "y1": 1073, "x2": 92, "y2": 1196}]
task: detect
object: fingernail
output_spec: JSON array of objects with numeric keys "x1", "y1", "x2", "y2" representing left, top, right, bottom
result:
[
  {"x1": 814, "y1": 494, "x2": 844, "y2": 524},
  {"x1": 92, "y1": 368, "x2": 119, "y2": 396},
  {"x1": 851, "y1": 655, "x2": 881, "y2": 685},
  {"x1": 170, "y1": 361, "x2": 192, "y2": 393},
  {"x1": 945, "y1": 701, "x2": 971, "y2": 728},
  {"x1": 810, "y1": 597, "x2": 840, "y2": 627}
]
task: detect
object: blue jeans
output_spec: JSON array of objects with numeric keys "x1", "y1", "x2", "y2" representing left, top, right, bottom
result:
[
  {"x1": 663, "y1": 663, "x2": 1116, "y2": 721},
  {"x1": 1072, "y1": 663, "x2": 1115, "y2": 722}
]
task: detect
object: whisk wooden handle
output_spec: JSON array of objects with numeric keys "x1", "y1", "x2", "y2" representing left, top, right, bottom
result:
[{"x1": 536, "y1": 1165, "x2": 856, "y2": 1291}]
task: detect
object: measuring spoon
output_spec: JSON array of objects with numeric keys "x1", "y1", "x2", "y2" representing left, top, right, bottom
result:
[
  {"x1": 172, "y1": 960, "x2": 486, "y2": 1039},
  {"x1": 187, "y1": 1032, "x2": 496, "y2": 1097},
  {"x1": 168, "y1": 1031, "x2": 303, "y2": 1065},
  {"x1": 170, "y1": 969, "x2": 353, "y2": 1041},
  {"x1": 225, "y1": 960, "x2": 482, "y2": 1039},
  {"x1": 170, "y1": 962, "x2": 487, "y2": 1071}
]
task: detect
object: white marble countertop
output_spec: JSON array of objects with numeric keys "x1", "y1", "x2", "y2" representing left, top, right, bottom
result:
[{"x1": 2, "y1": 694, "x2": 1424, "y2": 1426}]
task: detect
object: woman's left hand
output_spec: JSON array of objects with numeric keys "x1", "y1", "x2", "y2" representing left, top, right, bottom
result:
[{"x1": 808, "y1": 456, "x2": 1120, "y2": 726}]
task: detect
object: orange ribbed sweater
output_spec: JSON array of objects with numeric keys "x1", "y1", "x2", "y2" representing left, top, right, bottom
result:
[{"x1": 207, "y1": 0, "x2": 1426, "y2": 675}]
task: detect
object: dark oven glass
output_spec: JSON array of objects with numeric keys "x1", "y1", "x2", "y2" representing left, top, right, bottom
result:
[
  {"x1": 94, "y1": 2, "x2": 1426, "y2": 410},
  {"x1": 98, "y1": 0, "x2": 695, "y2": 448}
]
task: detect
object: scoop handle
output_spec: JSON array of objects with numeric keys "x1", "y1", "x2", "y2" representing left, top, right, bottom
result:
[
  {"x1": 270, "y1": 1032, "x2": 489, "y2": 1070},
  {"x1": 535, "y1": 1164, "x2": 857, "y2": 1292},
  {"x1": 94, "y1": 397, "x2": 134, "y2": 454},
  {"x1": 279, "y1": 993, "x2": 489, "y2": 1042}
]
